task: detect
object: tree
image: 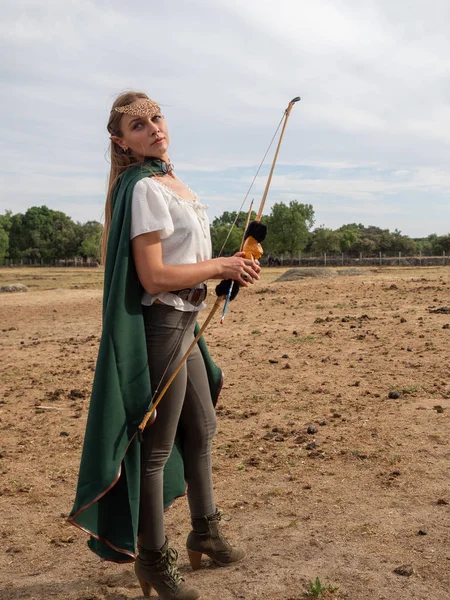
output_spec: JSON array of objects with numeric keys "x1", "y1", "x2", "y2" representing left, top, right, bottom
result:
[
  {"x1": 210, "y1": 210, "x2": 257, "y2": 255},
  {"x1": 0, "y1": 210, "x2": 12, "y2": 232},
  {"x1": 265, "y1": 201, "x2": 314, "y2": 262},
  {"x1": 310, "y1": 226, "x2": 342, "y2": 253},
  {"x1": 212, "y1": 211, "x2": 256, "y2": 230},
  {"x1": 0, "y1": 210, "x2": 11, "y2": 261},
  {"x1": 336, "y1": 223, "x2": 417, "y2": 255},
  {"x1": 7, "y1": 206, "x2": 83, "y2": 260},
  {"x1": 8, "y1": 212, "x2": 25, "y2": 260},
  {"x1": 78, "y1": 221, "x2": 103, "y2": 259},
  {"x1": 210, "y1": 225, "x2": 243, "y2": 256},
  {"x1": 428, "y1": 234, "x2": 450, "y2": 254},
  {"x1": 389, "y1": 229, "x2": 417, "y2": 254},
  {"x1": 0, "y1": 228, "x2": 8, "y2": 261}
]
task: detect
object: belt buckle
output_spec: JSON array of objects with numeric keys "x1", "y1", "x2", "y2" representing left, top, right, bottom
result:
[{"x1": 187, "y1": 285, "x2": 207, "y2": 307}]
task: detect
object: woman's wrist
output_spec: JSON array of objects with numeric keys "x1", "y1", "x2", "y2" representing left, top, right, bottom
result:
[{"x1": 209, "y1": 257, "x2": 224, "y2": 280}]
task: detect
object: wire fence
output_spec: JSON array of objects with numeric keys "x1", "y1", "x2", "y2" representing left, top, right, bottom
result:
[
  {"x1": 0, "y1": 252, "x2": 448, "y2": 269},
  {"x1": 0, "y1": 257, "x2": 100, "y2": 268},
  {"x1": 262, "y1": 251, "x2": 448, "y2": 268}
]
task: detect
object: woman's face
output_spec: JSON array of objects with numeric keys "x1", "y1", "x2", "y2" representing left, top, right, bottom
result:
[{"x1": 111, "y1": 102, "x2": 170, "y2": 160}]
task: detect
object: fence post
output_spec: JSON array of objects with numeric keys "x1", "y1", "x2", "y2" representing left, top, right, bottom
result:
[
  {"x1": 419, "y1": 251, "x2": 422, "y2": 266},
  {"x1": 324, "y1": 252, "x2": 327, "y2": 266},
  {"x1": 398, "y1": 251, "x2": 401, "y2": 265},
  {"x1": 444, "y1": 251, "x2": 446, "y2": 266},
  {"x1": 341, "y1": 252, "x2": 344, "y2": 266},
  {"x1": 379, "y1": 251, "x2": 382, "y2": 266}
]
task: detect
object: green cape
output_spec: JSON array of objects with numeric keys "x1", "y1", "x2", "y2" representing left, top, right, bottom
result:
[{"x1": 69, "y1": 163, "x2": 223, "y2": 563}]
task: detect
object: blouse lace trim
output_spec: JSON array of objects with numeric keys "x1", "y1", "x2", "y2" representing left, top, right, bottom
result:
[{"x1": 150, "y1": 178, "x2": 209, "y2": 210}]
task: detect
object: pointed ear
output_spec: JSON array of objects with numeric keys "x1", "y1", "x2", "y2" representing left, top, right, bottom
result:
[{"x1": 110, "y1": 135, "x2": 124, "y2": 149}]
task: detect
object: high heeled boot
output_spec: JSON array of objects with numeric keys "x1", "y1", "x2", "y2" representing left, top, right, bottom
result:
[
  {"x1": 135, "y1": 537, "x2": 200, "y2": 599},
  {"x1": 186, "y1": 510, "x2": 246, "y2": 570}
]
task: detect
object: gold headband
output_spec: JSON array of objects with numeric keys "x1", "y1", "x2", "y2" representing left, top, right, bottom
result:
[{"x1": 114, "y1": 98, "x2": 161, "y2": 118}]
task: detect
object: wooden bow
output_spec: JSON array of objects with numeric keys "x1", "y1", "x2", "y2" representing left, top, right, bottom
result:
[
  {"x1": 138, "y1": 96, "x2": 300, "y2": 432},
  {"x1": 220, "y1": 96, "x2": 301, "y2": 322},
  {"x1": 242, "y1": 96, "x2": 300, "y2": 260}
]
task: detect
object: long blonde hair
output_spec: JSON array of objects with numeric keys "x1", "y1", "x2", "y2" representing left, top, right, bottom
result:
[{"x1": 101, "y1": 91, "x2": 149, "y2": 263}]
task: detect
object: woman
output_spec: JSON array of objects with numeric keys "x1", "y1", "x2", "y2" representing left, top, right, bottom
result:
[{"x1": 69, "y1": 91, "x2": 260, "y2": 600}]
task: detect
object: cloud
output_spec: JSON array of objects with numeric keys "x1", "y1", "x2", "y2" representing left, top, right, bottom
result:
[{"x1": 1, "y1": 0, "x2": 450, "y2": 238}]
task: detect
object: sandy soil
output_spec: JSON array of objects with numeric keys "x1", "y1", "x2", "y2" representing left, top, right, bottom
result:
[{"x1": 0, "y1": 266, "x2": 449, "y2": 600}]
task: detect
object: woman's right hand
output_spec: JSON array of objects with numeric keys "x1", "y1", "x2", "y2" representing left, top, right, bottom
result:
[{"x1": 216, "y1": 252, "x2": 260, "y2": 287}]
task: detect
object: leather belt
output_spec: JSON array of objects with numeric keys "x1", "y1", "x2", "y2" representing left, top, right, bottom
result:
[{"x1": 169, "y1": 284, "x2": 207, "y2": 307}]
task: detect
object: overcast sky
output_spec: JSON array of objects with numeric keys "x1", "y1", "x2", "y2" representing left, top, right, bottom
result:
[{"x1": 2, "y1": 0, "x2": 450, "y2": 237}]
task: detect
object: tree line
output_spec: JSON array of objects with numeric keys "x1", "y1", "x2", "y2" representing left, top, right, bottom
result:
[
  {"x1": 212, "y1": 202, "x2": 450, "y2": 259},
  {"x1": 0, "y1": 207, "x2": 102, "y2": 262},
  {"x1": 0, "y1": 203, "x2": 449, "y2": 263}
]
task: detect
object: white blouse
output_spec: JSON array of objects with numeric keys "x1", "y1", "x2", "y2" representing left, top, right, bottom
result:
[{"x1": 130, "y1": 176, "x2": 212, "y2": 311}]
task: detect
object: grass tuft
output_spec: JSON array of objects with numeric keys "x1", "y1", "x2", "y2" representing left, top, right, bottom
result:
[{"x1": 305, "y1": 577, "x2": 338, "y2": 597}]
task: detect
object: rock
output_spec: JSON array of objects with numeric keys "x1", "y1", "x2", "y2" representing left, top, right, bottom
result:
[
  {"x1": 436, "y1": 498, "x2": 448, "y2": 505},
  {"x1": 282, "y1": 363, "x2": 291, "y2": 369},
  {"x1": 443, "y1": 324, "x2": 450, "y2": 329},
  {"x1": 388, "y1": 391, "x2": 400, "y2": 399},
  {"x1": 0, "y1": 284, "x2": 28, "y2": 293},
  {"x1": 393, "y1": 564, "x2": 414, "y2": 577},
  {"x1": 417, "y1": 529, "x2": 427, "y2": 535},
  {"x1": 429, "y1": 306, "x2": 450, "y2": 314},
  {"x1": 307, "y1": 426, "x2": 318, "y2": 434},
  {"x1": 282, "y1": 354, "x2": 289, "y2": 358},
  {"x1": 433, "y1": 405, "x2": 444, "y2": 413},
  {"x1": 294, "y1": 435, "x2": 307, "y2": 444},
  {"x1": 268, "y1": 359, "x2": 278, "y2": 364}
]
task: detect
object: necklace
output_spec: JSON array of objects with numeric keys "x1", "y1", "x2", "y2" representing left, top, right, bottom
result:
[{"x1": 141, "y1": 158, "x2": 174, "y2": 177}]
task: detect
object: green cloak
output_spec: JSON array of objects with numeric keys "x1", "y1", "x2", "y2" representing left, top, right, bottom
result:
[{"x1": 68, "y1": 163, "x2": 223, "y2": 563}]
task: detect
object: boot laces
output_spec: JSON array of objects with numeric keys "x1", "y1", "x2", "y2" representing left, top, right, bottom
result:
[
  {"x1": 164, "y1": 546, "x2": 184, "y2": 586},
  {"x1": 212, "y1": 512, "x2": 233, "y2": 550}
]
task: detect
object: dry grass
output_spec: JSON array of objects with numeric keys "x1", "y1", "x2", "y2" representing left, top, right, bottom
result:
[{"x1": 0, "y1": 267, "x2": 104, "y2": 291}]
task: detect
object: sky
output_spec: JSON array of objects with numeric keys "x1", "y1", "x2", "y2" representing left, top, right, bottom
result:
[{"x1": 2, "y1": 0, "x2": 450, "y2": 238}]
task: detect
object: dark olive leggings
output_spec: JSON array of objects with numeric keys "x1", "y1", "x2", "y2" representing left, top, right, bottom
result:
[{"x1": 138, "y1": 303, "x2": 217, "y2": 550}]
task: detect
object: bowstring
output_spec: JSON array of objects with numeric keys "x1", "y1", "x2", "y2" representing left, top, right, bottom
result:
[
  {"x1": 145, "y1": 110, "x2": 287, "y2": 422},
  {"x1": 218, "y1": 110, "x2": 286, "y2": 258}
]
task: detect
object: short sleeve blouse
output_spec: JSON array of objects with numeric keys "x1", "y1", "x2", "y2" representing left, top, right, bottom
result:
[{"x1": 130, "y1": 177, "x2": 212, "y2": 311}]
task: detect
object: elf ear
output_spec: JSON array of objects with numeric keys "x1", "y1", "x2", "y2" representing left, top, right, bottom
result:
[{"x1": 110, "y1": 135, "x2": 125, "y2": 150}]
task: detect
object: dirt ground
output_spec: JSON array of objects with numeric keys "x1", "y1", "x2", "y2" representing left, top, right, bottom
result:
[{"x1": 0, "y1": 266, "x2": 449, "y2": 600}]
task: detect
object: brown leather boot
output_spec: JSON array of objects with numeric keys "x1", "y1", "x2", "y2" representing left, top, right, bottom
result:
[
  {"x1": 135, "y1": 537, "x2": 200, "y2": 599},
  {"x1": 186, "y1": 510, "x2": 246, "y2": 570}
]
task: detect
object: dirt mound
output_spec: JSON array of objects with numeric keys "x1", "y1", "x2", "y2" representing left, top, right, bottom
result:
[
  {"x1": 0, "y1": 283, "x2": 28, "y2": 292},
  {"x1": 275, "y1": 267, "x2": 338, "y2": 281}
]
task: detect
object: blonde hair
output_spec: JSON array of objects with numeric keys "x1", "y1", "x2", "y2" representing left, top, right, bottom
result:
[{"x1": 101, "y1": 91, "x2": 149, "y2": 263}]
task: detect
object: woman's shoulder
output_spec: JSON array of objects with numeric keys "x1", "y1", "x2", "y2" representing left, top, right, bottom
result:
[
  {"x1": 133, "y1": 177, "x2": 168, "y2": 201},
  {"x1": 134, "y1": 176, "x2": 160, "y2": 191}
]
